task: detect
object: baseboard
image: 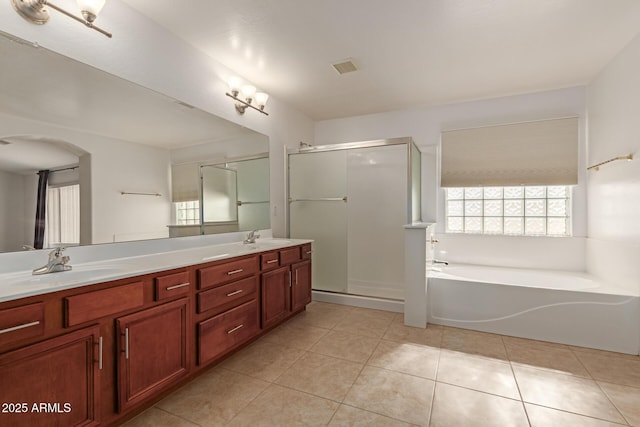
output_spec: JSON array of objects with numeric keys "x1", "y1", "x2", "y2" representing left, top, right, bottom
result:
[{"x1": 311, "y1": 290, "x2": 404, "y2": 313}]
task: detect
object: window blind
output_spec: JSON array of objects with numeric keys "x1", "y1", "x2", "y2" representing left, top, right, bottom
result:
[
  {"x1": 440, "y1": 117, "x2": 578, "y2": 187},
  {"x1": 171, "y1": 163, "x2": 200, "y2": 202}
]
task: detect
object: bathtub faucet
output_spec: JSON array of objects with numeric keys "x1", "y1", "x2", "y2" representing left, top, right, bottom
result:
[{"x1": 433, "y1": 259, "x2": 449, "y2": 266}]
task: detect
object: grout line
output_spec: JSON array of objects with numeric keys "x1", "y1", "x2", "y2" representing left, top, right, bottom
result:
[
  {"x1": 523, "y1": 402, "x2": 630, "y2": 426},
  {"x1": 151, "y1": 406, "x2": 204, "y2": 427},
  {"x1": 593, "y1": 381, "x2": 632, "y2": 426}
]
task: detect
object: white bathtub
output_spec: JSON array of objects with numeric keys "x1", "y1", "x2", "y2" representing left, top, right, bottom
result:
[{"x1": 428, "y1": 264, "x2": 640, "y2": 354}]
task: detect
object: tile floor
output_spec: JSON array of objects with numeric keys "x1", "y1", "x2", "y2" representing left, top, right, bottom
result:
[{"x1": 122, "y1": 301, "x2": 640, "y2": 427}]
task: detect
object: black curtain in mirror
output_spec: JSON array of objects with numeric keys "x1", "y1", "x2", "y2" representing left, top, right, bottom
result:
[{"x1": 34, "y1": 169, "x2": 50, "y2": 249}]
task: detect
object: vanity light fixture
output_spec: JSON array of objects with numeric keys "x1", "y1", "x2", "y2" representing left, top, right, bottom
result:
[
  {"x1": 11, "y1": 0, "x2": 113, "y2": 38},
  {"x1": 225, "y1": 77, "x2": 269, "y2": 116}
]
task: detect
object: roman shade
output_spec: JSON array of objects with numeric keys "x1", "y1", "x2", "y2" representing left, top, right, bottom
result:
[
  {"x1": 171, "y1": 163, "x2": 200, "y2": 202},
  {"x1": 440, "y1": 117, "x2": 578, "y2": 187}
]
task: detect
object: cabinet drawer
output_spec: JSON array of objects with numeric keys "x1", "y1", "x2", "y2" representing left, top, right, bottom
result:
[
  {"x1": 198, "y1": 257, "x2": 258, "y2": 290},
  {"x1": 301, "y1": 243, "x2": 312, "y2": 260},
  {"x1": 260, "y1": 251, "x2": 280, "y2": 271},
  {"x1": 198, "y1": 299, "x2": 259, "y2": 365},
  {"x1": 155, "y1": 271, "x2": 191, "y2": 301},
  {"x1": 197, "y1": 276, "x2": 257, "y2": 315},
  {"x1": 65, "y1": 281, "x2": 144, "y2": 327},
  {"x1": 0, "y1": 302, "x2": 45, "y2": 345},
  {"x1": 280, "y1": 246, "x2": 301, "y2": 265}
]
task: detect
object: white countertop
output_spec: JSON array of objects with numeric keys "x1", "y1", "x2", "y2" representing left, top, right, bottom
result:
[{"x1": 0, "y1": 238, "x2": 312, "y2": 303}]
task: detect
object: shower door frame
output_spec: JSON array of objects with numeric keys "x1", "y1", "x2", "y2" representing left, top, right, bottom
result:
[{"x1": 286, "y1": 137, "x2": 421, "y2": 300}]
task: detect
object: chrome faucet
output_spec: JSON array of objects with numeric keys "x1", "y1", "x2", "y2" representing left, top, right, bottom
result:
[
  {"x1": 243, "y1": 230, "x2": 260, "y2": 244},
  {"x1": 433, "y1": 259, "x2": 449, "y2": 266},
  {"x1": 32, "y1": 247, "x2": 72, "y2": 275}
]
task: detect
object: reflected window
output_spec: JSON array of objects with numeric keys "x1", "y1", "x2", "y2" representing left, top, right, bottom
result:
[
  {"x1": 46, "y1": 184, "x2": 80, "y2": 246},
  {"x1": 175, "y1": 200, "x2": 200, "y2": 225}
]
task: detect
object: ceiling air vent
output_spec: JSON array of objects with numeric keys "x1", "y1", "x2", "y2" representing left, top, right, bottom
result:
[{"x1": 332, "y1": 59, "x2": 358, "y2": 75}]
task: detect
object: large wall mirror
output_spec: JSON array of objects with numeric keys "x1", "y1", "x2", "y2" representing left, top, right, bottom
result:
[{"x1": 0, "y1": 32, "x2": 270, "y2": 254}]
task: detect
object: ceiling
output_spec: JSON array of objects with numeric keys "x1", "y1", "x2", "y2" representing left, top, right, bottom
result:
[{"x1": 122, "y1": 0, "x2": 640, "y2": 121}]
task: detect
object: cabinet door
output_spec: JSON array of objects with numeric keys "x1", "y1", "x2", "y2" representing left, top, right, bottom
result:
[
  {"x1": 260, "y1": 266, "x2": 290, "y2": 329},
  {"x1": 116, "y1": 298, "x2": 189, "y2": 412},
  {"x1": 0, "y1": 325, "x2": 101, "y2": 427},
  {"x1": 291, "y1": 260, "x2": 312, "y2": 312}
]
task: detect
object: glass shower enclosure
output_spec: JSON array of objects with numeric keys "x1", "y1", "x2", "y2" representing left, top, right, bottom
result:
[{"x1": 288, "y1": 138, "x2": 421, "y2": 301}]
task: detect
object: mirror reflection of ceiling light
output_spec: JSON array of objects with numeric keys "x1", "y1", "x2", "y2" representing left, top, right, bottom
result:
[
  {"x1": 225, "y1": 76, "x2": 269, "y2": 116},
  {"x1": 11, "y1": 0, "x2": 112, "y2": 38}
]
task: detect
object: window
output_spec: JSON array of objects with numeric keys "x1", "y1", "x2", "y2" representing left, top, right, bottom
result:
[
  {"x1": 445, "y1": 186, "x2": 571, "y2": 236},
  {"x1": 46, "y1": 184, "x2": 80, "y2": 246},
  {"x1": 175, "y1": 200, "x2": 200, "y2": 225}
]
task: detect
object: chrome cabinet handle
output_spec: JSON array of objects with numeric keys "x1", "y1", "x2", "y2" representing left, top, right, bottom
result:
[
  {"x1": 289, "y1": 271, "x2": 292, "y2": 288},
  {"x1": 306, "y1": 251, "x2": 312, "y2": 255},
  {"x1": 0, "y1": 320, "x2": 40, "y2": 334},
  {"x1": 266, "y1": 259, "x2": 278, "y2": 264},
  {"x1": 226, "y1": 290, "x2": 243, "y2": 297},
  {"x1": 124, "y1": 327, "x2": 129, "y2": 360},
  {"x1": 295, "y1": 270, "x2": 299, "y2": 285},
  {"x1": 227, "y1": 324, "x2": 244, "y2": 334},
  {"x1": 227, "y1": 269, "x2": 243, "y2": 275},
  {"x1": 166, "y1": 282, "x2": 190, "y2": 291},
  {"x1": 98, "y1": 336, "x2": 103, "y2": 370}
]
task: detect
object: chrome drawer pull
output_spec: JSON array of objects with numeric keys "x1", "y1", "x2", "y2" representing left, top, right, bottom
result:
[
  {"x1": 124, "y1": 328, "x2": 129, "y2": 360},
  {"x1": 266, "y1": 259, "x2": 278, "y2": 264},
  {"x1": 0, "y1": 320, "x2": 40, "y2": 334},
  {"x1": 227, "y1": 324, "x2": 244, "y2": 334},
  {"x1": 98, "y1": 336, "x2": 103, "y2": 370},
  {"x1": 226, "y1": 290, "x2": 243, "y2": 297},
  {"x1": 227, "y1": 269, "x2": 244, "y2": 275},
  {"x1": 166, "y1": 282, "x2": 190, "y2": 291},
  {"x1": 306, "y1": 251, "x2": 312, "y2": 254}
]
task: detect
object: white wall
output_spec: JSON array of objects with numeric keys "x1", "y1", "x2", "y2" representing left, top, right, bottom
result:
[
  {"x1": 0, "y1": 0, "x2": 314, "y2": 240},
  {"x1": 0, "y1": 170, "x2": 26, "y2": 252},
  {"x1": 0, "y1": 111, "x2": 172, "y2": 245},
  {"x1": 586, "y1": 33, "x2": 640, "y2": 293},
  {"x1": 316, "y1": 87, "x2": 588, "y2": 271}
]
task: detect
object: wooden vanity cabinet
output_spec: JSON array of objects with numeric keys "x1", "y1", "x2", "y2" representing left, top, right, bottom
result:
[
  {"x1": 115, "y1": 298, "x2": 189, "y2": 412},
  {"x1": 0, "y1": 242, "x2": 311, "y2": 426},
  {"x1": 0, "y1": 324, "x2": 101, "y2": 427},
  {"x1": 291, "y1": 260, "x2": 312, "y2": 312}
]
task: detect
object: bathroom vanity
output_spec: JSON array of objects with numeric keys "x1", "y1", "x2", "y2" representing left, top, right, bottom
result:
[{"x1": 0, "y1": 239, "x2": 312, "y2": 426}]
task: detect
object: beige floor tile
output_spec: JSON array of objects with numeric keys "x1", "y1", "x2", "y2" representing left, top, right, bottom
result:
[
  {"x1": 219, "y1": 339, "x2": 305, "y2": 382},
  {"x1": 227, "y1": 384, "x2": 339, "y2": 426},
  {"x1": 503, "y1": 335, "x2": 570, "y2": 350},
  {"x1": 599, "y1": 381, "x2": 640, "y2": 426},
  {"x1": 575, "y1": 351, "x2": 640, "y2": 388},
  {"x1": 525, "y1": 403, "x2": 625, "y2": 427},
  {"x1": 441, "y1": 327, "x2": 508, "y2": 360},
  {"x1": 287, "y1": 308, "x2": 350, "y2": 330},
  {"x1": 333, "y1": 311, "x2": 394, "y2": 339},
  {"x1": 349, "y1": 306, "x2": 397, "y2": 321},
  {"x1": 343, "y1": 366, "x2": 434, "y2": 426},
  {"x1": 437, "y1": 350, "x2": 520, "y2": 399},
  {"x1": 505, "y1": 339, "x2": 591, "y2": 378},
  {"x1": 309, "y1": 330, "x2": 380, "y2": 363},
  {"x1": 513, "y1": 365, "x2": 626, "y2": 423},
  {"x1": 275, "y1": 352, "x2": 363, "y2": 401},
  {"x1": 430, "y1": 382, "x2": 528, "y2": 427},
  {"x1": 120, "y1": 407, "x2": 199, "y2": 427},
  {"x1": 570, "y1": 345, "x2": 640, "y2": 361},
  {"x1": 367, "y1": 340, "x2": 440, "y2": 380},
  {"x1": 328, "y1": 405, "x2": 413, "y2": 426},
  {"x1": 260, "y1": 321, "x2": 329, "y2": 350},
  {"x1": 382, "y1": 322, "x2": 443, "y2": 347},
  {"x1": 155, "y1": 368, "x2": 269, "y2": 425}
]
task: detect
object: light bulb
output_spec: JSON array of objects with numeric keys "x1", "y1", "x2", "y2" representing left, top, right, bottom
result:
[
  {"x1": 241, "y1": 85, "x2": 256, "y2": 103},
  {"x1": 77, "y1": 0, "x2": 106, "y2": 22},
  {"x1": 255, "y1": 92, "x2": 269, "y2": 109},
  {"x1": 227, "y1": 76, "x2": 242, "y2": 96}
]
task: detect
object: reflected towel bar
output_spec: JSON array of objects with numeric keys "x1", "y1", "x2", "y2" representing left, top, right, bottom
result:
[
  {"x1": 587, "y1": 154, "x2": 633, "y2": 171},
  {"x1": 120, "y1": 191, "x2": 162, "y2": 197},
  {"x1": 289, "y1": 197, "x2": 348, "y2": 203}
]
